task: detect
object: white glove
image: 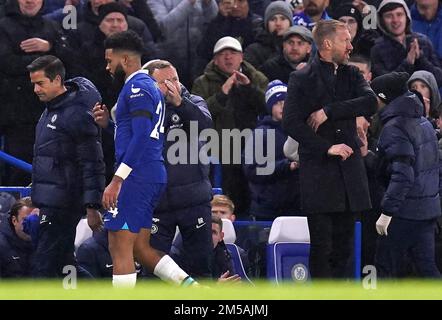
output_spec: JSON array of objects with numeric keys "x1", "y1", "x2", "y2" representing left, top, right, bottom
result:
[
  {"x1": 376, "y1": 214, "x2": 392, "y2": 236},
  {"x1": 283, "y1": 137, "x2": 299, "y2": 162}
]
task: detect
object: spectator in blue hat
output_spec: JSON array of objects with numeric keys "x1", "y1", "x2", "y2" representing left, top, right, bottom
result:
[{"x1": 243, "y1": 80, "x2": 301, "y2": 220}]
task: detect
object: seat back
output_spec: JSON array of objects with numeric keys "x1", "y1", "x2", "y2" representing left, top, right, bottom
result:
[
  {"x1": 222, "y1": 218, "x2": 236, "y2": 244},
  {"x1": 225, "y1": 243, "x2": 253, "y2": 284},
  {"x1": 266, "y1": 216, "x2": 310, "y2": 283}
]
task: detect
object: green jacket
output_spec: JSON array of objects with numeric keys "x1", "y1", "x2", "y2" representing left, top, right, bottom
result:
[{"x1": 192, "y1": 60, "x2": 268, "y2": 133}]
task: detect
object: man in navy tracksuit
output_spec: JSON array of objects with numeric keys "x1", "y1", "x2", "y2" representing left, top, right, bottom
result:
[
  {"x1": 93, "y1": 60, "x2": 213, "y2": 278},
  {"x1": 28, "y1": 55, "x2": 105, "y2": 277},
  {"x1": 373, "y1": 72, "x2": 442, "y2": 278},
  {"x1": 145, "y1": 60, "x2": 213, "y2": 278},
  {"x1": 76, "y1": 229, "x2": 113, "y2": 278}
]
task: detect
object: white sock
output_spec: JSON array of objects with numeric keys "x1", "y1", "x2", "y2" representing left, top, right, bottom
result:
[
  {"x1": 112, "y1": 273, "x2": 137, "y2": 288},
  {"x1": 153, "y1": 255, "x2": 196, "y2": 285}
]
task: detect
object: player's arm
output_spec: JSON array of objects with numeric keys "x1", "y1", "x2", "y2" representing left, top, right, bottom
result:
[
  {"x1": 116, "y1": 87, "x2": 156, "y2": 178},
  {"x1": 102, "y1": 87, "x2": 156, "y2": 210}
]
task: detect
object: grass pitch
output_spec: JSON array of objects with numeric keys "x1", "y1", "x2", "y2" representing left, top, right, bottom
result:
[{"x1": 0, "y1": 280, "x2": 441, "y2": 300}]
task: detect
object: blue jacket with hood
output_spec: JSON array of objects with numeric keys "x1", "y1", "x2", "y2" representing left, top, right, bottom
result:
[
  {"x1": 32, "y1": 77, "x2": 105, "y2": 210},
  {"x1": 378, "y1": 91, "x2": 442, "y2": 220}
]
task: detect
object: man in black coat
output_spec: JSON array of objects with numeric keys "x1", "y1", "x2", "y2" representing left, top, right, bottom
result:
[
  {"x1": 28, "y1": 55, "x2": 105, "y2": 277},
  {"x1": 282, "y1": 20, "x2": 377, "y2": 279}
]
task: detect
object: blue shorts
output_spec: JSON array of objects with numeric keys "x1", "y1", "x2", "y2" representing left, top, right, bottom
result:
[{"x1": 104, "y1": 176, "x2": 166, "y2": 233}]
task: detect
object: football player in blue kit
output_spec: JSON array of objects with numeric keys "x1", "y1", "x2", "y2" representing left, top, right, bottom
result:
[{"x1": 101, "y1": 30, "x2": 197, "y2": 288}]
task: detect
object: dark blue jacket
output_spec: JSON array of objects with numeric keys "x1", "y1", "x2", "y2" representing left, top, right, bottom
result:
[
  {"x1": 155, "y1": 86, "x2": 213, "y2": 213},
  {"x1": 378, "y1": 91, "x2": 442, "y2": 220},
  {"x1": 32, "y1": 77, "x2": 105, "y2": 209},
  {"x1": 243, "y1": 116, "x2": 300, "y2": 219},
  {"x1": 76, "y1": 229, "x2": 112, "y2": 278},
  {"x1": 0, "y1": 219, "x2": 33, "y2": 277},
  {"x1": 371, "y1": 32, "x2": 442, "y2": 87},
  {"x1": 411, "y1": 3, "x2": 442, "y2": 62}
]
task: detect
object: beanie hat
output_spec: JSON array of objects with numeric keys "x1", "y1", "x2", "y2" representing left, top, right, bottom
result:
[
  {"x1": 285, "y1": 0, "x2": 303, "y2": 11},
  {"x1": 98, "y1": 2, "x2": 128, "y2": 24},
  {"x1": 283, "y1": 25, "x2": 313, "y2": 43},
  {"x1": 265, "y1": 80, "x2": 288, "y2": 114},
  {"x1": 264, "y1": 1, "x2": 294, "y2": 31},
  {"x1": 371, "y1": 72, "x2": 410, "y2": 104},
  {"x1": 333, "y1": 5, "x2": 363, "y2": 37}
]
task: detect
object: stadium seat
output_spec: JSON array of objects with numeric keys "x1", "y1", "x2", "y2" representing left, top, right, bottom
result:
[
  {"x1": 74, "y1": 218, "x2": 93, "y2": 252},
  {"x1": 266, "y1": 216, "x2": 310, "y2": 283},
  {"x1": 222, "y1": 218, "x2": 236, "y2": 244},
  {"x1": 222, "y1": 219, "x2": 253, "y2": 284}
]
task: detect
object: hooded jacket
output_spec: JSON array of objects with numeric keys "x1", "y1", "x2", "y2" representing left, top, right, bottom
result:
[
  {"x1": 243, "y1": 116, "x2": 300, "y2": 218},
  {"x1": 371, "y1": 0, "x2": 442, "y2": 86},
  {"x1": 377, "y1": 91, "x2": 442, "y2": 220},
  {"x1": 407, "y1": 70, "x2": 441, "y2": 116},
  {"x1": 32, "y1": 77, "x2": 105, "y2": 210}
]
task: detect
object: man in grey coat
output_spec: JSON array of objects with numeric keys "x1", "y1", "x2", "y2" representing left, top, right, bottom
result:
[{"x1": 147, "y1": 0, "x2": 218, "y2": 88}]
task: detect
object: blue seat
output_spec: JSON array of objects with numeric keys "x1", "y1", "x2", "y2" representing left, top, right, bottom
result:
[
  {"x1": 266, "y1": 216, "x2": 310, "y2": 283},
  {"x1": 222, "y1": 219, "x2": 253, "y2": 284},
  {"x1": 225, "y1": 243, "x2": 253, "y2": 284}
]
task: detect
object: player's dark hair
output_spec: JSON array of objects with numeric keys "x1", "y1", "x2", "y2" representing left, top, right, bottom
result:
[{"x1": 104, "y1": 30, "x2": 144, "y2": 56}]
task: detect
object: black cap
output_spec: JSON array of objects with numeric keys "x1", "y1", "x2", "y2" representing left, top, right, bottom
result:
[
  {"x1": 98, "y1": 2, "x2": 128, "y2": 24},
  {"x1": 333, "y1": 5, "x2": 363, "y2": 33},
  {"x1": 371, "y1": 72, "x2": 410, "y2": 104}
]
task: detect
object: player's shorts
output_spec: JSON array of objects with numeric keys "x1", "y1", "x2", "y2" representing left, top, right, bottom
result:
[{"x1": 104, "y1": 174, "x2": 166, "y2": 233}]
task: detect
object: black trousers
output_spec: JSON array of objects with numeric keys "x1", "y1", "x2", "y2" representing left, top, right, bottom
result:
[
  {"x1": 375, "y1": 217, "x2": 440, "y2": 278},
  {"x1": 31, "y1": 207, "x2": 83, "y2": 278},
  {"x1": 307, "y1": 211, "x2": 356, "y2": 279},
  {"x1": 150, "y1": 203, "x2": 212, "y2": 278}
]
